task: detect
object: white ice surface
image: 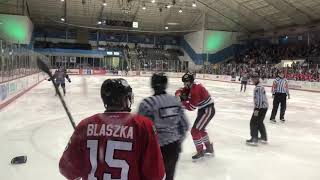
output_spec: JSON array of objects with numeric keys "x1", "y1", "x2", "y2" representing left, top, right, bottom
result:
[{"x1": 1, "y1": 76, "x2": 320, "y2": 180}]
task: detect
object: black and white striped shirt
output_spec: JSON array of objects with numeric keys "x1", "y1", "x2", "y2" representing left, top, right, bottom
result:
[
  {"x1": 241, "y1": 73, "x2": 249, "y2": 82},
  {"x1": 272, "y1": 77, "x2": 289, "y2": 95},
  {"x1": 138, "y1": 93, "x2": 189, "y2": 146},
  {"x1": 254, "y1": 82, "x2": 269, "y2": 109}
]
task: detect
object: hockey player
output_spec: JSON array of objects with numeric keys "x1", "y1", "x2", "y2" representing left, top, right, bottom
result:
[
  {"x1": 175, "y1": 72, "x2": 215, "y2": 160},
  {"x1": 138, "y1": 73, "x2": 189, "y2": 180},
  {"x1": 48, "y1": 67, "x2": 71, "y2": 95},
  {"x1": 59, "y1": 78, "x2": 165, "y2": 180},
  {"x1": 240, "y1": 71, "x2": 249, "y2": 92},
  {"x1": 246, "y1": 73, "x2": 269, "y2": 146}
]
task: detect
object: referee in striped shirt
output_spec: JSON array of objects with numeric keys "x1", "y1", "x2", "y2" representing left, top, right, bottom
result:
[
  {"x1": 138, "y1": 73, "x2": 189, "y2": 180},
  {"x1": 270, "y1": 72, "x2": 290, "y2": 123},
  {"x1": 246, "y1": 73, "x2": 269, "y2": 146}
]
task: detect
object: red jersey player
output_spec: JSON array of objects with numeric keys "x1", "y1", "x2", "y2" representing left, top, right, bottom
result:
[
  {"x1": 59, "y1": 78, "x2": 165, "y2": 180},
  {"x1": 175, "y1": 72, "x2": 215, "y2": 161}
]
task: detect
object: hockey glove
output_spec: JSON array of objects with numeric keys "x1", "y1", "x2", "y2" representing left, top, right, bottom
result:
[
  {"x1": 180, "y1": 92, "x2": 189, "y2": 101},
  {"x1": 253, "y1": 110, "x2": 259, "y2": 117}
]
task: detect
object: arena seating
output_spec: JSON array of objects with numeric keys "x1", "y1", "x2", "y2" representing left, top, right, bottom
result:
[{"x1": 208, "y1": 42, "x2": 320, "y2": 82}]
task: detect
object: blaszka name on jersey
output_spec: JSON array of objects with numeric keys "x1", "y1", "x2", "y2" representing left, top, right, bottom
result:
[{"x1": 87, "y1": 124, "x2": 133, "y2": 139}]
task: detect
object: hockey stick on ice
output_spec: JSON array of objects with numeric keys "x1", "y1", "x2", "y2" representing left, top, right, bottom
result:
[{"x1": 37, "y1": 58, "x2": 76, "y2": 129}]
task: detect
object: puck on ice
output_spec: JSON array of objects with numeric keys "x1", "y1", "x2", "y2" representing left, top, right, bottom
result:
[{"x1": 11, "y1": 156, "x2": 27, "y2": 165}]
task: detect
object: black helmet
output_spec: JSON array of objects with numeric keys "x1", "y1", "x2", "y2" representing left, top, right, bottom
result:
[
  {"x1": 182, "y1": 72, "x2": 195, "y2": 83},
  {"x1": 101, "y1": 78, "x2": 133, "y2": 111},
  {"x1": 151, "y1": 72, "x2": 168, "y2": 91}
]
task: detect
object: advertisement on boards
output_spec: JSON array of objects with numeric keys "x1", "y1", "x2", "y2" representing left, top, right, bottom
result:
[
  {"x1": 80, "y1": 69, "x2": 92, "y2": 75},
  {"x1": 67, "y1": 69, "x2": 80, "y2": 75},
  {"x1": 0, "y1": 84, "x2": 8, "y2": 101},
  {"x1": 92, "y1": 69, "x2": 106, "y2": 75}
]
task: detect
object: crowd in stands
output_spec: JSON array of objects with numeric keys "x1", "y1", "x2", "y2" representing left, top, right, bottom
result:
[
  {"x1": 211, "y1": 42, "x2": 320, "y2": 82},
  {"x1": 124, "y1": 44, "x2": 182, "y2": 71},
  {"x1": 236, "y1": 42, "x2": 320, "y2": 65}
]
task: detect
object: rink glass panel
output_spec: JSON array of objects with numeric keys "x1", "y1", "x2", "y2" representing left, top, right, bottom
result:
[{"x1": 0, "y1": 40, "x2": 47, "y2": 83}]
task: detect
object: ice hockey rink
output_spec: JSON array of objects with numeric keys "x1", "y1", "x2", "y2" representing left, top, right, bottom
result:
[{"x1": 1, "y1": 75, "x2": 320, "y2": 180}]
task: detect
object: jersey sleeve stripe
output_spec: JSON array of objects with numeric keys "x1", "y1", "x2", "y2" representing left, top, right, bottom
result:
[{"x1": 143, "y1": 98, "x2": 153, "y2": 109}]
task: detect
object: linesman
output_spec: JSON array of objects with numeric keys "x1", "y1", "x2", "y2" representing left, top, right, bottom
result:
[
  {"x1": 246, "y1": 73, "x2": 269, "y2": 146},
  {"x1": 270, "y1": 72, "x2": 290, "y2": 123},
  {"x1": 138, "y1": 73, "x2": 189, "y2": 180}
]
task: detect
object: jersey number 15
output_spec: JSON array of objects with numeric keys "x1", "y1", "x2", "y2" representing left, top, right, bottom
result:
[{"x1": 87, "y1": 140, "x2": 132, "y2": 180}]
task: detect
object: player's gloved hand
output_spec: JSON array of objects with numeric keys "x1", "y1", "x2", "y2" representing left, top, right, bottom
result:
[
  {"x1": 175, "y1": 95, "x2": 181, "y2": 102},
  {"x1": 180, "y1": 93, "x2": 188, "y2": 101},
  {"x1": 175, "y1": 90, "x2": 182, "y2": 97},
  {"x1": 253, "y1": 110, "x2": 259, "y2": 117},
  {"x1": 47, "y1": 79, "x2": 51, "y2": 81},
  {"x1": 68, "y1": 79, "x2": 71, "y2": 83}
]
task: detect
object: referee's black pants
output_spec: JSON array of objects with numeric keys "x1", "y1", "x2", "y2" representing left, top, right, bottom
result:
[
  {"x1": 270, "y1": 93, "x2": 287, "y2": 120},
  {"x1": 161, "y1": 141, "x2": 181, "y2": 180},
  {"x1": 250, "y1": 108, "x2": 268, "y2": 140}
]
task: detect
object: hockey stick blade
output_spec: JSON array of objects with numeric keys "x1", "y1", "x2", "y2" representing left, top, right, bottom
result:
[{"x1": 36, "y1": 58, "x2": 76, "y2": 129}]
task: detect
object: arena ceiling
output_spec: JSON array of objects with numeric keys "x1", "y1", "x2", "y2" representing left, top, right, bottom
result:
[{"x1": 0, "y1": 0, "x2": 320, "y2": 33}]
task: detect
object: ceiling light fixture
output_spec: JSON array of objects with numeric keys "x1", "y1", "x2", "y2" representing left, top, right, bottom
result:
[
  {"x1": 142, "y1": 5, "x2": 146, "y2": 10},
  {"x1": 97, "y1": 21, "x2": 102, "y2": 25},
  {"x1": 165, "y1": 26, "x2": 169, "y2": 30},
  {"x1": 60, "y1": 17, "x2": 65, "y2": 22},
  {"x1": 151, "y1": 0, "x2": 155, "y2": 3},
  {"x1": 179, "y1": 8, "x2": 182, "y2": 13},
  {"x1": 192, "y1": 2, "x2": 197, "y2": 7},
  {"x1": 166, "y1": 4, "x2": 171, "y2": 8},
  {"x1": 60, "y1": 0, "x2": 65, "y2": 2},
  {"x1": 103, "y1": 2, "x2": 107, "y2": 6}
]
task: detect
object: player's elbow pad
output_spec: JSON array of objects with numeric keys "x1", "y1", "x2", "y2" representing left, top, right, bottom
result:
[{"x1": 59, "y1": 157, "x2": 82, "y2": 180}]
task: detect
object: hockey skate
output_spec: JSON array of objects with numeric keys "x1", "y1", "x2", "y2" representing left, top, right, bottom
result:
[
  {"x1": 270, "y1": 119, "x2": 276, "y2": 124},
  {"x1": 204, "y1": 143, "x2": 215, "y2": 157},
  {"x1": 246, "y1": 138, "x2": 258, "y2": 146},
  {"x1": 280, "y1": 119, "x2": 285, "y2": 123},
  {"x1": 192, "y1": 151, "x2": 204, "y2": 161},
  {"x1": 258, "y1": 138, "x2": 268, "y2": 144}
]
